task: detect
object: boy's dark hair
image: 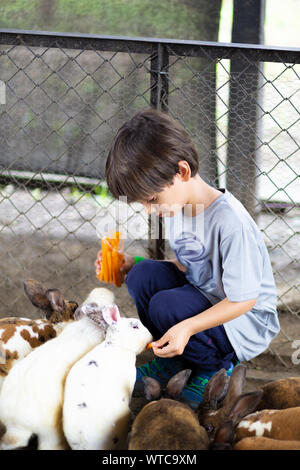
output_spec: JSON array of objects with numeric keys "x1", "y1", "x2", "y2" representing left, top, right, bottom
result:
[{"x1": 105, "y1": 108, "x2": 199, "y2": 203}]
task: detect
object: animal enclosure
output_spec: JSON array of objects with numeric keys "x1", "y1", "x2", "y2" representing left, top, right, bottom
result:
[{"x1": 0, "y1": 29, "x2": 299, "y2": 382}]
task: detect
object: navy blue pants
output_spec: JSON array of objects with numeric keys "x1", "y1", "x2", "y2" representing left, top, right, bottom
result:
[{"x1": 125, "y1": 259, "x2": 238, "y2": 371}]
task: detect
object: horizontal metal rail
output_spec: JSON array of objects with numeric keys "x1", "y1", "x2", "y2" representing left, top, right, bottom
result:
[{"x1": 0, "y1": 28, "x2": 300, "y2": 63}]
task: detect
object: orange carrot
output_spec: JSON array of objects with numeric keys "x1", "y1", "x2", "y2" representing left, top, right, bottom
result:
[
  {"x1": 107, "y1": 250, "x2": 112, "y2": 284},
  {"x1": 96, "y1": 231, "x2": 125, "y2": 287},
  {"x1": 111, "y1": 248, "x2": 115, "y2": 284},
  {"x1": 102, "y1": 238, "x2": 109, "y2": 283}
]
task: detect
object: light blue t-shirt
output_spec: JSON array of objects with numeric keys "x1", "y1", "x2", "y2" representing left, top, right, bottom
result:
[{"x1": 163, "y1": 188, "x2": 280, "y2": 362}]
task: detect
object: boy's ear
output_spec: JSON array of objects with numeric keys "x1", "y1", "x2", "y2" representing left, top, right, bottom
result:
[{"x1": 177, "y1": 160, "x2": 191, "y2": 182}]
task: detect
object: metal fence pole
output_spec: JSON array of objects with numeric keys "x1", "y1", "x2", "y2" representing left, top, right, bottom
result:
[
  {"x1": 227, "y1": 0, "x2": 265, "y2": 218},
  {"x1": 148, "y1": 43, "x2": 169, "y2": 259}
]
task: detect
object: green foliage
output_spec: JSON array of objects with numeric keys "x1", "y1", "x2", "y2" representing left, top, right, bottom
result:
[
  {"x1": 0, "y1": 0, "x2": 36, "y2": 30},
  {"x1": 51, "y1": 0, "x2": 198, "y2": 39},
  {"x1": 0, "y1": 0, "x2": 203, "y2": 40}
]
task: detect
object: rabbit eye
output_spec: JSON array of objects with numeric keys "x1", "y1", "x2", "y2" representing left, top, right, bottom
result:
[
  {"x1": 204, "y1": 424, "x2": 214, "y2": 434},
  {"x1": 130, "y1": 321, "x2": 139, "y2": 329}
]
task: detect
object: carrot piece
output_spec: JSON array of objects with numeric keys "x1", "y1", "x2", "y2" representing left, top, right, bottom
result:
[
  {"x1": 102, "y1": 238, "x2": 109, "y2": 283},
  {"x1": 113, "y1": 250, "x2": 118, "y2": 287},
  {"x1": 101, "y1": 239, "x2": 105, "y2": 283},
  {"x1": 112, "y1": 231, "x2": 119, "y2": 247},
  {"x1": 115, "y1": 231, "x2": 120, "y2": 247},
  {"x1": 111, "y1": 247, "x2": 115, "y2": 284},
  {"x1": 107, "y1": 249, "x2": 112, "y2": 284}
]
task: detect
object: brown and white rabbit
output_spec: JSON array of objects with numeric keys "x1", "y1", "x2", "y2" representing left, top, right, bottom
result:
[
  {"x1": 211, "y1": 412, "x2": 300, "y2": 450},
  {"x1": 0, "y1": 279, "x2": 78, "y2": 391},
  {"x1": 234, "y1": 436, "x2": 300, "y2": 450},
  {"x1": 0, "y1": 287, "x2": 114, "y2": 450},
  {"x1": 235, "y1": 406, "x2": 300, "y2": 442},
  {"x1": 129, "y1": 370, "x2": 210, "y2": 450}
]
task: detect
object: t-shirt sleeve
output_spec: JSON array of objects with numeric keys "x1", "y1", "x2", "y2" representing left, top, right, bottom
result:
[{"x1": 220, "y1": 228, "x2": 263, "y2": 302}]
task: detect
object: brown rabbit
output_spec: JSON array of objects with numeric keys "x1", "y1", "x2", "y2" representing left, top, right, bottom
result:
[
  {"x1": 197, "y1": 364, "x2": 263, "y2": 442},
  {"x1": 255, "y1": 377, "x2": 300, "y2": 410},
  {"x1": 129, "y1": 370, "x2": 210, "y2": 450}
]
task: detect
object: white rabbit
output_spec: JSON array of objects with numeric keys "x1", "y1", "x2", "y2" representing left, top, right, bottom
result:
[
  {"x1": 63, "y1": 304, "x2": 153, "y2": 450},
  {"x1": 78, "y1": 287, "x2": 115, "y2": 310},
  {"x1": 0, "y1": 287, "x2": 114, "y2": 450}
]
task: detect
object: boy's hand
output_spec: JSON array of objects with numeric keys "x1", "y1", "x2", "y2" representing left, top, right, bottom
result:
[
  {"x1": 94, "y1": 250, "x2": 102, "y2": 276},
  {"x1": 94, "y1": 250, "x2": 135, "y2": 276},
  {"x1": 120, "y1": 253, "x2": 135, "y2": 275},
  {"x1": 151, "y1": 320, "x2": 192, "y2": 358}
]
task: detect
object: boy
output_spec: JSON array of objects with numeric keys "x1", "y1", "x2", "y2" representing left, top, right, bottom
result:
[{"x1": 103, "y1": 108, "x2": 280, "y2": 409}]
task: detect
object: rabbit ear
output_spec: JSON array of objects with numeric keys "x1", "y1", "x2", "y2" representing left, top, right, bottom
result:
[
  {"x1": 74, "y1": 302, "x2": 111, "y2": 331},
  {"x1": 165, "y1": 369, "x2": 192, "y2": 401},
  {"x1": 46, "y1": 289, "x2": 66, "y2": 315},
  {"x1": 142, "y1": 377, "x2": 162, "y2": 401},
  {"x1": 227, "y1": 390, "x2": 263, "y2": 424},
  {"x1": 23, "y1": 279, "x2": 52, "y2": 314},
  {"x1": 74, "y1": 302, "x2": 99, "y2": 320},
  {"x1": 200, "y1": 368, "x2": 228, "y2": 410},
  {"x1": 219, "y1": 364, "x2": 247, "y2": 413},
  {"x1": 102, "y1": 304, "x2": 121, "y2": 325}
]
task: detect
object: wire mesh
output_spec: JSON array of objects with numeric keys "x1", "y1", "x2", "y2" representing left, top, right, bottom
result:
[{"x1": 0, "y1": 30, "x2": 299, "y2": 367}]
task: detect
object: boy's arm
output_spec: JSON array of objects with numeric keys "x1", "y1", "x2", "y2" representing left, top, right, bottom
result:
[{"x1": 152, "y1": 296, "x2": 257, "y2": 358}]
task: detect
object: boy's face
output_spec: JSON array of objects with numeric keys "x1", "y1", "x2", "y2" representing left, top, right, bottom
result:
[{"x1": 140, "y1": 172, "x2": 188, "y2": 218}]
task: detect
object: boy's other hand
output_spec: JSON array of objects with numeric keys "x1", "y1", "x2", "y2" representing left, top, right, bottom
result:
[{"x1": 151, "y1": 320, "x2": 192, "y2": 358}]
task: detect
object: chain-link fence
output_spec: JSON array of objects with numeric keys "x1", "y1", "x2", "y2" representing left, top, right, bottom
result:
[{"x1": 0, "y1": 29, "x2": 299, "y2": 367}]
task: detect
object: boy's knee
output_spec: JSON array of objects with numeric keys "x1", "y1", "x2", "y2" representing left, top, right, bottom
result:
[
  {"x1": 125, "y1": 259, "x2": 156, "y2": 293},
  {"x1": 148, "y1": 290, "x2": 175, "y2": 330}
]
